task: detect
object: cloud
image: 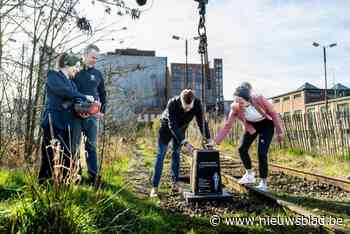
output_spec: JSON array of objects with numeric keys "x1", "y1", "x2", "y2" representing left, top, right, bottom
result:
[
  {"x1": 86, "y1": 0, "x2": 350, "y2": 99},
  {"x1": 205, "y1": 0, "x2": 350, "y2": 98}
]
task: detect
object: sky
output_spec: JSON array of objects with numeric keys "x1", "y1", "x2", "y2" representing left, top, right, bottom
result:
[{"x1": 80, "y1": 0, "x2": 350, "y2": 100}]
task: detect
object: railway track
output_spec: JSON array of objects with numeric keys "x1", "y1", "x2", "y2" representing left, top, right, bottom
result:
[
  {"x1": 220, "y1": 153, "x2": 350, "y2": 193},
  {"x1": 181, "y1": 151, "x2": 350, "y2": 234}
]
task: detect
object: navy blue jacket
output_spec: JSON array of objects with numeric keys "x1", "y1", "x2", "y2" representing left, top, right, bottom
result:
[
  {"x1": 74, "y1": 67, "x2": 107, "y2": 113},
  {"x1": 41, "y1": 70, "x2": 87, "y2": 131},
  {"x1": 160, "y1": 96, "x2": 211, "y2": 144}
]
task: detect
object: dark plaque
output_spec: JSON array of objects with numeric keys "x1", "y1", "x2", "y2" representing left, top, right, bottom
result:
[{"x1": 191, "y1": 149, "x2": 223, "y2": 195}]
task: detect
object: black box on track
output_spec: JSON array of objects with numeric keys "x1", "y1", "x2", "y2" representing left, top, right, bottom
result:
[{"x1": 191, "y1": 149, "x2": 223, "y2": 195}]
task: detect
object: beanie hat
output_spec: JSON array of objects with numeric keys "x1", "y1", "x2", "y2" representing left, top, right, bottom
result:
[
  {"x1": 241, "y1": 82, "x2": 252, "y2": 91},
  {"x1": 234, "y1": 85, "x2": 251, "y2": 102},
  {"x1": 64, "y1": 53, "x2": 81, "y2": 66}
]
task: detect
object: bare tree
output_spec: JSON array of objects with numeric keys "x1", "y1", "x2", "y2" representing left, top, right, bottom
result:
[
  {"x1": 0, "y1": 0, "x2": 138, "y2": 163},
  {"x1": 0, "y1": 0, "x2": 26, "y2": 159}
]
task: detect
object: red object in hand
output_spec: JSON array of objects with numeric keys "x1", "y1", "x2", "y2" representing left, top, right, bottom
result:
[
  {"x1": 74, "y1": 101, "x2": 101, "y2": 117},
  {"x1": 89, "y1": 101, "x2": 101, "y2": 115}
]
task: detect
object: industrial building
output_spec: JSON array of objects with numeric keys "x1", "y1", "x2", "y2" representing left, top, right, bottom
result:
[
  {"x1": 170, "y1": 58, "x2": 224, "y2": 112},
  {"x1": 96, "y1": 49, "x2": 168, "y2": 123}
]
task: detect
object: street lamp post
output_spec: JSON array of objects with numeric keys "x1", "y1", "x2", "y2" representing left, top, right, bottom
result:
[
  {"x1": 312, "y1": 42, "x2": 337, "y2": 111},
  {"x1": 172, "y1": 35, "x2": 199, "y2": 88}
]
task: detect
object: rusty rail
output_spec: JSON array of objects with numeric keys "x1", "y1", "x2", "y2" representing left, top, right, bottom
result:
[
  {"x1": 182, "y1": 153, "x2": 350, "y2": 234},
  {"x1": 220, "y1": 154, "x2": 350, "y2": 193}
]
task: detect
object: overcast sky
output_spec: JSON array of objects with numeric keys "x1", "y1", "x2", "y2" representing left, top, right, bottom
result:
[{"x1": 81, "y1": 0, "x2": 350, "y2": 100}]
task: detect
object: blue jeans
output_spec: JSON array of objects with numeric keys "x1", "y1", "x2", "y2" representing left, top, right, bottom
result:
[
  {"x1": 152, "y1": 136, "x2": 182, "y2": 188},
  {"x1": 83, "y1": 116, "x2": 98, "y2": 177},
  {"x1": 72, "y1": 116, "x2": 98, "y2": 177}
]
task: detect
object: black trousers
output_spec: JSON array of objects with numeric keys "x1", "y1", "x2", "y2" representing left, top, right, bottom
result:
[
  {"x1": 38, "y1": 126, "x2": 73, "y2": 184},
  {"x1": 238, "y1": 118, "x2": 274, "y2": 178}
]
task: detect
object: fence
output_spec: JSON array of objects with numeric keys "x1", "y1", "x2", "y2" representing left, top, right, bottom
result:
[
  {"x1": 282, "y1": 111, "x2": 350, "y2": 159},
  {"x1": 187, "y1": 110, "x2": 350, "y2": 160}
]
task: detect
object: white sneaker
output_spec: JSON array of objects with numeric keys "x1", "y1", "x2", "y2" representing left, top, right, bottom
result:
[
  {"x1": 256, "y1": 181, "x2": 268, "y2": 192},
  {"x1": 238, "y1": 172, "x2": 256, "y2": 184},
  {"x1": 150, "y1": 187, "x2": 158, "y2": 198}
]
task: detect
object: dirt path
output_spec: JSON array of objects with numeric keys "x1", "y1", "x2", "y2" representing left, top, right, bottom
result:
[
  {"x1": 127, "y1": 149, "x2": 151, "y2": 198},
  {"x1": 127, "y1": 143, "x2": 270, "y2": 217}
]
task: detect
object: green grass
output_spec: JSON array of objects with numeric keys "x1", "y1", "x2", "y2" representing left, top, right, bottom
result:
[
  {"x1": 287, "y1": 148, "x2": 305, "y2": 156},
  {"x1": 0, "y1": 135, "x2": 339, "y2": 234},
  {"x1": 0, "y1": 159, "x2": 138, "y2": 233},
  {"x1": 269, "y1": 148, "x2": 350, "y2": 177},
  {"x1": 271, "y1": 192, "x2": 350, "y2": 229},
  {"x1": 0, "y1": 145, "x2": 236, "y2": 234},
  {"x1": 343, "y1": 152, "x2": 350, "y2": 161}
]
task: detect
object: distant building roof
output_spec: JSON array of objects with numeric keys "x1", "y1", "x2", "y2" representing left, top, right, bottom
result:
[
  {"x1": 107, "y1": 48, "x2": 156, "y2": 57},
  {"x1": 331, "y1": 83, "x2": 350, "y2": 90},
  {"x1": 270, "y1": 82, "x2": 321, "y2": 99},
  {"x1": 296, "y1": 82, "x2": 319, "y2": 91}
]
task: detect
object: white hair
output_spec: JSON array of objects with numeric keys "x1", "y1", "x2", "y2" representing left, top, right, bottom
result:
[{"x1": 84, "y1": 44, "x2": 100, "y2": 54}]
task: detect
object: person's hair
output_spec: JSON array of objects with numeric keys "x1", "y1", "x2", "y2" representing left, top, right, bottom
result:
[
  {"x1": 84, "y1": 44, "x2": 100, "y2": 54},
  {"x1": 181, "y1": 89, "x2": 195, "y2": 104},
  {"x1": 57, "y1": 53, "x2": 81, "y2": 68},
  {"x1": 234, "y1": 85, "x2": 251, "y2": 102},
  {"x1": 57, "y1": 53, "x2": 67, "y2": 68}
]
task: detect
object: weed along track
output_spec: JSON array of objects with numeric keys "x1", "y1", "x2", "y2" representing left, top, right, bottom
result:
[
  {"x1": 217, "y1": 153, "x2": 350, "y2": 201},
  {"x1": 137, "y1": 141, "x2": 322, "y2": 233},
  {"x1": 178, "y1": 152, "x2": 350, "y2": 232},
  {"x1": 218, "y1": 153, "x2": 350, "y2": 204}
]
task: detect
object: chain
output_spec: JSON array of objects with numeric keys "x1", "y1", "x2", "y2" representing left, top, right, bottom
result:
[{"x1": 196, "y1": 0, "x2": 210, "y2": 144}]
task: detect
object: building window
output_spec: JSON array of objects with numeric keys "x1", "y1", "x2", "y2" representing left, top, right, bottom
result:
[
  {"x1": 195, "y1": 71, "x2": 202, "y2": 81},
  {"x1": 173, "y1": 71, "x2": 183, "y2": 79},
  {"x1": 188, "y1": 67, "x2": 193, "y2": 74},
  {"x1": 320, "y1": 106, "x2": 327, "y2": 113},
  {"x1": 273, "y1": 99, "x2": 280, "y2": 103},
  {"x1": 307, "y1": 107, "x2": 315, "y2": 113},
  {"x1": 337, "y1": 103, "x2": 349, "y2": 112},
  {"x1": 283, "y1": 96, "x2": 290, "y2": 101},
  {"x1": 293, "y1": 93, "x2": 302, "y2": 99}
]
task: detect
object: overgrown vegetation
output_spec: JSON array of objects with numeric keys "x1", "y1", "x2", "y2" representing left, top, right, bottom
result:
[{"x1": 0, "y1": 126, "x2": 327, "y2": 234}]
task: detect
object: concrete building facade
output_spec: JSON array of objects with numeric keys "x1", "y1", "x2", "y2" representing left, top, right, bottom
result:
[{"x1": 96, "y1": 49, "x2": 167, "y2": 123}]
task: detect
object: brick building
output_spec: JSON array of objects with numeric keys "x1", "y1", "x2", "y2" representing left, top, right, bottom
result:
[
  {"x1": 305, "y1": 96, "x2": 350, "y2": 113},
  {"x1": 271, "y1": 82, "x2": 350, "y2": 116}
]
